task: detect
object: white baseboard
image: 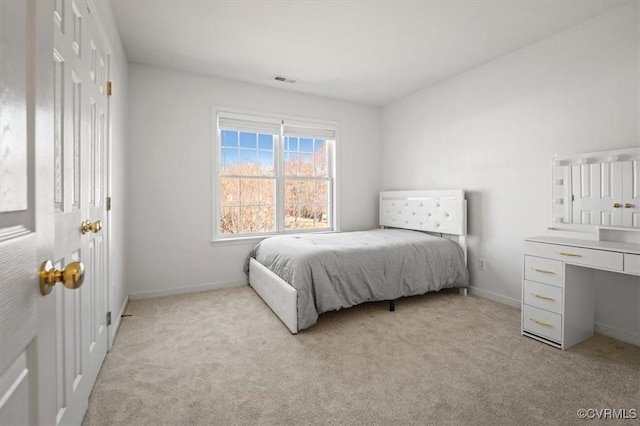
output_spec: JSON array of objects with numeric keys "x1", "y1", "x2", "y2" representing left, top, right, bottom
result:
[
  {"x1": 108, "y1": 296, "x2": 129, "y2": 350},
  {"x1": 128, "y1": 279, "x2": 248, "y2": 300},
  {"x1": 467, "y1": 286, "x2": 520, "y2": 308},
  {"x1": 594, "y1": 322, "x2": 640, "y2": 347}
]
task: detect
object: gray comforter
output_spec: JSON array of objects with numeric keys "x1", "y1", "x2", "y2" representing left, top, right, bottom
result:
[{"x1": 248, "y1": 228, "x2": 469, "y2": 331}]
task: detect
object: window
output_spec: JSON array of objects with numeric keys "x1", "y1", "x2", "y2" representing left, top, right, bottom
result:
[{"x1": 215, "y1": 111, "x2": 336, "y2": 239}]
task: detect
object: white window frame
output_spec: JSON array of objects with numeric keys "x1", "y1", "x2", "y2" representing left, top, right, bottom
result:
[{"x1": 211, "y1": 107, "x2": 339, "y2": 243}]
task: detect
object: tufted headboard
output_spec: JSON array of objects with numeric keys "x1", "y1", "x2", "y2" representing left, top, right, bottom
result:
[{"x1": 379, "y1": 189, "x2": 467, "y2": 261}]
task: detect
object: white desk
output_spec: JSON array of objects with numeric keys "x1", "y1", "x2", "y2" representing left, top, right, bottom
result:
[{"x1": 521, "y1": 236, "x2": 640, "y2": 349}]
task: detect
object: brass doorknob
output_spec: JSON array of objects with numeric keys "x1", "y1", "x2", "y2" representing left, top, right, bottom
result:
[
  {"x1": 613, "y1": 203, "x2": 622, "y2": 208},
  {"x1": 624, "y1": 203, "x2": 633, "y2": 208},
  {"x1": 39, "y1": 260, "x2": 84, "y2": 295},
  {"x1": 81, "y1": 219, "x2": 102, "y2": 234}
]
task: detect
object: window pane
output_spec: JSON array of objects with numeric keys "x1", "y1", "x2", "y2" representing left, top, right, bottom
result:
[
  {"x1": 259, "y1": 179, "x2": 276, "y2": 205},
  {"x1": 258, "y1": 150, "x2": 274, "y2": 175},
  {"x1": 284, "y1": 152, "x2": 314, "y2": 177},
  {"x1": 221, "y1": 178, "x2": 275, "y2": 234},
  {"x1": 298, "y1": 154, "x2": 314, "y2": 177},
  {"x1": 239, "y1": 148, "x2": 256, "y2": 165},
  {"x1": 258, "y1": 134, "x2": 273, "y2": 150},
  {"x1": 284, "y1": 179, "x2": 298, "y2": 205},
  {"x1": 284, "y1": 202, "x2": 329, "y2": 230},
  {"x1": 313, "y1": 204, "x2": 329, "y2": 228},
  {"x1": 221, "y1": 130, "x2": 238, "y2": 147},
  {"x1": 239, "y1": 132, "x2": 257, "y2": 148},
  {"x1": 286, "y1": 137, "x2": 298, "y2": 152},
  {"x1": 240, "y1": 179, "x2": 259, "y2": 206},
  {"x1": 220, "y1": 178, "x2": 240, "y2": 206},
  {"x1": 240, "y1": 205, "x2": 275, "y2": 233},
  {"x1": 285, "y1": 179, "x2": 323, "y2": 230},
  {"x1": 314, "y1": 180, "x2": 330, "y2": 204},
  {"x1": 240, "y1": 178, "x2": 275, "y2": 206},
  {"x1": 285, "y1": 179, "x2": 318, "y2": 205},
  {"x1": 221, "y1": 130, "x2": 275, "y2": 177},
  {"x1": 220, "y1": 148, "x2": 238, "y2": 175},
  {"x1": 284, "y1": 203, "x2": 302, "y2": 230},
  {"x1": 284, "y1": 152, "x2": 297, "y2": 176},
  {"x1": 300, "y1": 138, "x2": 313, "y2": 153},
  {"x1": 220, "y1": 206, "x2": 239, "y2": 234},
  {"x1": 314, "y1": 140, "x2": 328, "y2": 177}
]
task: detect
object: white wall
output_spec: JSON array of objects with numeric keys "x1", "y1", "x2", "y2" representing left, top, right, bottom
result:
[
  {"x1": 90, "y1": 0, "x2": 129, "y2": 345},
  {"x1": 127, "y1": 64, "x2": 382, "y2": 298},
  {"x1": 382, "y1": 4, "x2": 639, "y2": 340}
]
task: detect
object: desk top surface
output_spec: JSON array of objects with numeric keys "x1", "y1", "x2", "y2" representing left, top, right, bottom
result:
[{"x1": 525, "y1": 236, "x2": 640, "y2": 255}]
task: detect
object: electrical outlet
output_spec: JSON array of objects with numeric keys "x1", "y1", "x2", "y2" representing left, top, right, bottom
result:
[{"x1": 479, "y1": 258, "x2": 486, "y2": 270}]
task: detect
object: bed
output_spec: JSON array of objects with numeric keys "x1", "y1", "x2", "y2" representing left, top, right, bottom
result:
[{"x1": 247, "y1": 189, "x2": 469, "y2": 333}]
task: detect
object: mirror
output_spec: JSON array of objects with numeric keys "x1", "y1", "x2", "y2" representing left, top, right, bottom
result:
[{"x1": 551, "y1": 147, "x2": 640, "y2": 228}]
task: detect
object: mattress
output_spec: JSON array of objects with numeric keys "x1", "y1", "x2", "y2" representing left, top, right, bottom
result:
[{"x1": 248, "y1": 228, "x2": 469, "y2": 331}]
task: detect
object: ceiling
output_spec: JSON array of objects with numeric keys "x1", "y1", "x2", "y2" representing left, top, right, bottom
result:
[{"x1": 109, "y1": 0, "x2": 631, "y2": 107}]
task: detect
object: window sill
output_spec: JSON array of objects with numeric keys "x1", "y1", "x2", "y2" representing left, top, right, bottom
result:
[
  {"x1": 210, "y1": 229, "x2": 338, "y2": 247},
  {"x1": 210, "y1": 235, "x2": 268, "y2": 247}
]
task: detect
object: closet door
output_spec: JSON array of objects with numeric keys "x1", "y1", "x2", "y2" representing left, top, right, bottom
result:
[
  {"x1": 621, "y1": 160, "x2": 640, "y2": 227},
  {"x1": 52, "y1": 0, "x2": 109, "y2": 423},
  {"x1": 0, "y1": 1, "x2": 54, "y2": 423},
  {"x1": 571, "y1": 162, "x2": 622, "y2": 226}
]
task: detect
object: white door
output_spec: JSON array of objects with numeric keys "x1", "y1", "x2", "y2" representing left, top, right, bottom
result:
[
  {"x1": 0, "y1": 0, "x2": 56, "y2": 424},
  {"x1": 571, "y1": 162, "x2": 622, "y2": 226},
  {"x1": 52, "y1": 0, "x2": 110, "y2": 424},
  {"x1": 573, "y1": 160, "x2": 640, "y2": 228},
  {"x1": 0, "y1": 0, "x2": 109, "y2": 424},
  {"x1": 621, "y1": 160, "x2": 640, "y2": 227}
]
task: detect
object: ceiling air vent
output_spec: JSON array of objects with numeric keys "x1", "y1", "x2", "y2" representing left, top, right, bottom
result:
[{"x1": 272, "y1": 75, "x2": 296, "y2": 84}]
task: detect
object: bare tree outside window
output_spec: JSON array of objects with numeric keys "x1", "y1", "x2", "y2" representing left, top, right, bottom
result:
[
  {"x1": 217, "y1": 117, "x2": 335, "y2": 237},
  {"x1": 220, "y1": 130, "x2": 276, "y2": 234},
  {"x1": 284, "y1": 137, "x2": 330, "y2": 230}
]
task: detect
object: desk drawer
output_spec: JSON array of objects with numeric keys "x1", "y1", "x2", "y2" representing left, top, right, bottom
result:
[
  {"x1": 523, "y1": 280, "x2": 563, "y2": 314},
  {"x1": 624, "y1": 253, "x2": 640, "y2": 274},
  {"x1": 524, "y1": 256, "x2": 563, "y2": 287},
  {"x1": 524, "y1": 241, "x2": 623, "y2": 271},
  {"x1": 522, "y1": 305, "x2": 562, "y2": 343}
]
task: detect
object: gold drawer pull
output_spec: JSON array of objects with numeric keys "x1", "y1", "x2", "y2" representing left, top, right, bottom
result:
[
  {"x1": 532, "y1": 293, "x2": 555, "y2": 301},
  {"x1": 558, "y1": 252, "x2": 582, "y2": 257},
  {"x1": 531, "y1": 318, "x2": 554, "y2": 327},
  {"x1": 533, "y1": 268, "x2": 556, "y2": 275}
]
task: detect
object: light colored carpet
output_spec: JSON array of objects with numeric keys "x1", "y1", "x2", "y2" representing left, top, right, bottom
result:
[{"x1": 83, "y1": 286, "x2": 639, "y2": 426}]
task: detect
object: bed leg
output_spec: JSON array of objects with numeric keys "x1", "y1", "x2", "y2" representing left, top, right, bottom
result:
[
  {"x1": 459, "y1": 287, "x2": 468, "y2": 296},
  {"x1": 389, "y1": 300, "x2": 395, "y2": 312}
]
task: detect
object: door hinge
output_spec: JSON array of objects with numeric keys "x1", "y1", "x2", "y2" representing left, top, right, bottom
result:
[
  {"x1": 107, "y1": 311, "x2": 112, "y2": 326},
  {"x1": 106, "y1": 80, "x2": 113, "y2": 96},
  {"x1": 106, "y1": 196, "x2": 111, "y2": 211}
]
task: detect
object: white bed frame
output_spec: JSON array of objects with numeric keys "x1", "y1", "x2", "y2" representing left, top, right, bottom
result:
[{"x1": 249, "y1": 189, "x2": 468, "y2": 334}]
